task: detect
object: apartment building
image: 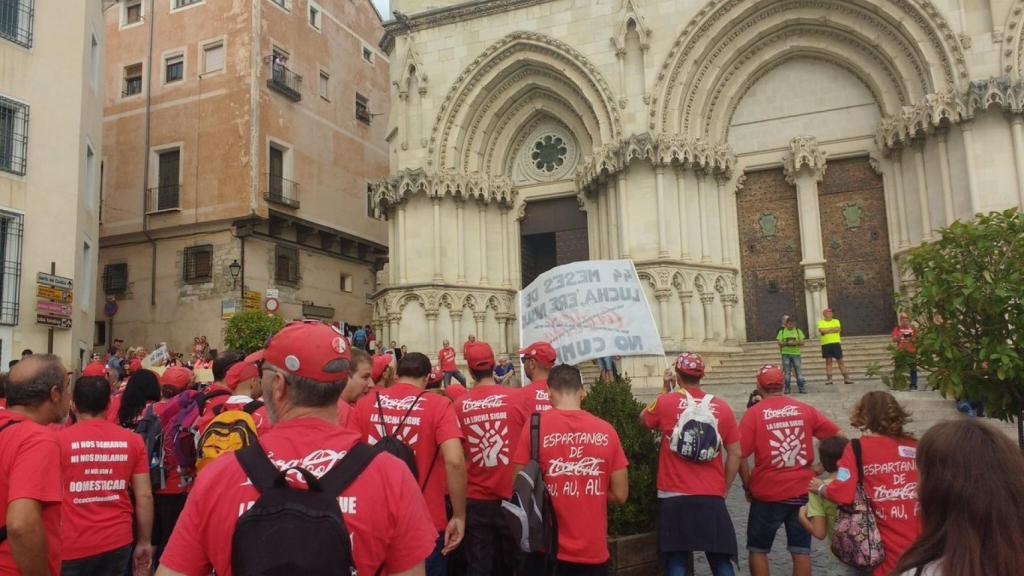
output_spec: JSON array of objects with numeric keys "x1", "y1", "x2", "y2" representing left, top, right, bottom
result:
[
  {"x1": 0, "y1": 0, "x2": 104, "y2": 368},
  {"x1": 98, "y1": 0, "x2": 389, "y2": 352}
]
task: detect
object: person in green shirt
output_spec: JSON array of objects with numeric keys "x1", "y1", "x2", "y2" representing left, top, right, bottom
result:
[
  {"x1": 799, "y1": 436, "x2": 861, "y2": 576},
  {"x1": 776, "y1": 316, "x2": 807, "y2": 394},
  {"x1": 817, "y1": 308, "x2": 853, "y2": 385}
]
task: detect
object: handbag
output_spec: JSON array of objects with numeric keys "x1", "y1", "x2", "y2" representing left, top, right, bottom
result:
[{"x1": 830, "y1": 438, "x2": 886, "y2": 568}]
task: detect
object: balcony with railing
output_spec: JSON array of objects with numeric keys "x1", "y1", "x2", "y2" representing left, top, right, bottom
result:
[
  {"x1": 267, "y1": 62, "x2": 302, "y2": 101},
  {"x1": 146, "y1": 184, "x2": 181, "y2": 214},
  {"x1": 264, "y1": 173, "x2": 300, "y2": 208}
]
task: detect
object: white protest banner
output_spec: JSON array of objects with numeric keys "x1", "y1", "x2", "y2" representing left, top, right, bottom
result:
[
  {"x1": 142, "y1": 345, "x2": 169, "y2": 370},
  {"x1": 518, "y1": 259, "x2": 665, "y2": 365}
]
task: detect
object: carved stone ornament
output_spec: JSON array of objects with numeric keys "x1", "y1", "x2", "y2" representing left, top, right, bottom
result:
[
  {"x1": 758, "y1": 212, "x2": 778, "y2": 238},
  {"x1": 841, "y1": 202, "x2": 864, "y2": 229},
  {"x1": 782, "y1": 136, "x2": 827, "y2": 185},
  {"x1": 370, "y1": 169, "x2": 516, "y2": 215},
  {"x1": 804, "y1": 278, "x2": 827, "y2": 293}
]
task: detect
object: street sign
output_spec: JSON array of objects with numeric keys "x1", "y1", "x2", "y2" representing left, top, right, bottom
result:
[
  {"x1": 266, "y1": 288, "x2": 279, "y2": 299},
  {"x1": 37, "y1": 286, "x2": 73, "y2": 303},
  {"x1": 265, "y1": 297, "x2": 280, "y2": 313},
  {"x1": 37, "y1": 272, "x2": 73, "y2": 291},
  {"x1": 242, "y1": 290, "x2": 261, "y2": 311},
  {"x1": 104, "y1": 301, "x2": 119, "y2": 317},
  {"x1": 221, "y1": 298, "x2": 239, "y2": 319},
  {"x1": 36, "y1": 315, "x2": 72, "y2": 329},
  {"x1": 36, "y1": 301, "x2": 72, "y2": 318}
]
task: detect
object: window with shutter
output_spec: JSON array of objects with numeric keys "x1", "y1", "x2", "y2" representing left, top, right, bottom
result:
[{"x1": 203, "y1": 41, "x2": 224, "y2": 73}]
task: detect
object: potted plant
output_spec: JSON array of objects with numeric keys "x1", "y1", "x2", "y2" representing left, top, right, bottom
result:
[
  {"x1": 224, "y1": 309, "x2": 285, "y2": 355},
  {"x1": 583, "y1": 375, "x2": 661, "y2": 575}
]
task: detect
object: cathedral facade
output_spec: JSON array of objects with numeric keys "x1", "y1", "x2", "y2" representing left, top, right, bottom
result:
[{"x1": 370, "y1": 0, "x2": 1024, "y2": 367}]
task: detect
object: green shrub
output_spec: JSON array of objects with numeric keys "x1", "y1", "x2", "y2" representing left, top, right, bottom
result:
[
  {"x1": 223, "y1": 310, "x2": 285, "y2": 355},
  {"x1": 582, "y1": 376, "x2": 659, "y2": 536}
]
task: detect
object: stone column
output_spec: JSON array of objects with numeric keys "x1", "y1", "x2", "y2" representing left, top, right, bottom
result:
[
  {"x1": 478, "y1": 204, "x2": 489, "y2": 285},
  {"x1": 783, "y1": 136, "x2": 829, "y2": 325},
  {"x1": 388, "y1": 313, "x2": 401, "y2": 345},
  {"x1": 456, "y1": 198, "x2": 466, "y2": 282},
  {"x1": 397, "y1": 204, "x2": 408, "y2": 284},
  {"x1": 655, "y1": 166, "x2": 669, "y2": 258},
  {"x1": 891, "y1": 151, "x2": 911, "y2": 249},
  {"x1": 679, "y1": 291, "x2": 693, "y2": 342},
  {"x1": 426, "y1": 311, "x2": 438, "y2": 355},
  {"x1": 700, "y1": 294, "x2": 715, "y2": 343},
  {"x1": 597, "y1": 192, "x2": 609, "y2": 258},
  {"x1": 717, "y1": 175, "x2": 732, "y2": 265},
  {"x1": 961, "y1": 121, "x2": 981, "y2": 214},
  {"x1": 500, "y1": 207, "x2": 511, "y2": 287},
  {"x1": 935, "y1": 129, "x2": 956, "y2": 225},
  {"x1": 450, "y1": 311, "x2": 463, "y2": 352},
  {"x1": 432, "y1": 197, "x2": 443, "y2": 282},
  {"x1": 1011, "y1": 116, "x2": 1024, "y2": 210},
  {"x1": 511, "y1": 213, "x2": 522, "y2": 288},
  {"x1": 696, "y1": 172, "x2": 711, "y2": 263},
  {"x1": 497, "y1": 316, "x2": 509, "y2": 355},
  {"x1": 676, "y1": 170, "x2": 690, "y2": 260},
  {"x1": 912, "y1": 139, "x2": 934, "y2": 242},
  {"x1": 655, "y1": 290, "x2": 671, "y2": 343},
  {"x1": 607, "y1": 181, "x2": 620, "y2": 259},
  {"x1": 474, "y1": 311, "x2": 486, "y2": 342},
  {"x1": 805, "y1": 278, "x2": 827, "y2": 326},
  {"x1": 721, "y1": 294, "x2": 737, "y2": 343},
  {"x1": 617, "y1": 172, "x2": 631, "y2": 258}
]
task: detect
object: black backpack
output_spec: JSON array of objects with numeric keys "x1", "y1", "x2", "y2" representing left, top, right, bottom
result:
[
  {"x1": 372, "y1": 391, "x2": 426, "y2": 479},
  {"x1": 232, "y1": 439, "x2": 380, "y2": 575},
  {"x1": 501, "y1": 413, "x2": 558, "y2": 574},
  {"x1": 134, "y1": 405, "x2": 165, "y2": 490}
]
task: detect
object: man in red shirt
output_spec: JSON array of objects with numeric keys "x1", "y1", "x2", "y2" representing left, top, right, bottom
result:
[
  {"x1": 438, "y1": 339, "x2": 467, "y2": 388},
  {"x1": 152, "y1": 365, "x2": 196, "y2": 561},
  {"x1": 195, "y1": 360, "x2": 272, "y2": 436},
  {"x1": 516, "y1": 341, "x2": 556, "y2": 419},
  {"x1": 891, "y1": 313, "x2": 918, "y2": 390},
  {"x1": 739, "y1": 365, "x2": 841, "y2": 576},
  {"x1": 454, "y1": 341, "x2": 525, "y2": 576},
  {"x1": 353, "y1": 352, "x2": 467, "y2": 576},
  {"x1": 156, "y1": 321, "x2": 438, "y2": 576},
  {"x1": 336, "y1": 348, "x2": 373, "y2": 430},
  {"x1": 512, "y1": 364, "x2": 629, "y2": 575},
  {"x1": 641, "y1": 352, "x2": 741, "y2": 575},
  {"x1": 0, "y1": 354, "x2": 70, "y2": 576},
  {"x1": 59, "y1": 376, "x2": 154, "y2": 574}
]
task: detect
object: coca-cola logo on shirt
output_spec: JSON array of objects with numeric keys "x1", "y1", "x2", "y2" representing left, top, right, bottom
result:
[
  {"x1": 872, "y1": 482, "x2": 918, "y2": 502},
  {"x1": 535, "y1": 389, "x2": 550, "y2": 401},
  {"x1": 460, "y1": 395, "x2": 507, "y2": 411},
  {"x1": 376, "y1": 395, "x2": 424, "y2": 412},
  {"x1": 267, "y1": 449, "x2": 346, "y2": 483},
  {"x1": 762, "y1": 405, "x2": 801, "y2": 420},
  {"x1": 547, "y1": 457, "x2": 604, "y2": 478}
]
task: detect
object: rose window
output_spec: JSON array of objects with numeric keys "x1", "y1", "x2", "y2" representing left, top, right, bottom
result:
[{"x1": 531, "y1": 135, "x2": 568, "y2": 173}]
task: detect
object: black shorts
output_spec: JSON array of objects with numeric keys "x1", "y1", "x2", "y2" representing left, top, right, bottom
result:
[
  {"x1": 746, "y1": 500, "x2": 811, "y2": 555},
  {"x1": 658, "y1": 495, "x2": 738, "y2": 556},
  {"x1": 821, "y1": 343, "x2": 844, "y2": 360}
]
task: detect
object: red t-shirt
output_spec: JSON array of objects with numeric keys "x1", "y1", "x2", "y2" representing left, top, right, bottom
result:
[
  {"x1": 353, "y1": 384, "x2": 463, "y2": 531},
  {"x1": 336, "y1": 398, "x2": 353, "y2": 429},
  {"x1": 891, "y1": 326, "x2": 917, "y2": 354},
  {"x1": 739, "y1": 396, "x2": 840, "y2": 502},
  {"x1": 159, "y1": 418, "x2": 437, "y2": 576},
  {"x1": 439, "y1": 347, "x2": 457, "y2": 372},
  {"x1": 454, "y1": 384, "x2": 526, "y2": 501},
  {"x1": 826, "y1": 436, "x2": 921, "y2": 576},
  {"x1": 153, "y1": 398, "x2": 190, "y2": 495},
  {"x1": 516, "y1": 380, "x2": 552, "y2": 421},
  {"x1": 512, "y1": 410, "x2": 628, "y2": 564},
  {"x1": 0, "y1": 412, "x2": 62, "y2": 575},
  {"x1": 641, "y1": 387, "x2": 739, "y2": 497},
  {"x1": 58, "y1": 419, "x2": 148, "y2": 560},
  {"x1": 445, "y1": 384, "x2": 468, "y2": 401},
  {"x1": 195, "y1": 394, "x2": 271, "y2": 436}
]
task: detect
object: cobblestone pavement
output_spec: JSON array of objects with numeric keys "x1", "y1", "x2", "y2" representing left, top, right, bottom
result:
[{"x1": 686, "y1": 484, "x2": 830, "y2": 575}]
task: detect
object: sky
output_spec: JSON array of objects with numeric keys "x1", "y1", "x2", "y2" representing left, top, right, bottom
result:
[{"x1": 372, "y1": 0, "x2": 390, "y2": 18}]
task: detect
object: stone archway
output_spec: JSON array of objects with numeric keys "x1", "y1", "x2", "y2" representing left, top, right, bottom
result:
[{"x1": 519, "y1": 196, "x2": 589, "y2": 287}]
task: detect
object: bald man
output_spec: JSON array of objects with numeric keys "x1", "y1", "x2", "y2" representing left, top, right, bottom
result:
[{"x1": 0, "y1": 354, "x2": 70, "y2": 575}]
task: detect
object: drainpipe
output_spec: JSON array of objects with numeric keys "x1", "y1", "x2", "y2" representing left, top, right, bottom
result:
[{"x1": 141, "y1": 0, "x2": 157, "y2": 306}]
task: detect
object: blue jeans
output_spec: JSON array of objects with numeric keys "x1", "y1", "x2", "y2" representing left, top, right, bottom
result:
[
  {"x1": 664, "y1": 551, "x2": 735, "y2": 576},
  {"x1": 781, "y1": 355, "x2": 806, "y2": 392},
  {"x1": 425, "y1": 532, "x2": 446, "y2": 576},
  {"x1": 443, "y1": 370, "x2": 467, "y2": 387},
  {"x1": 909, "y1": 365, "x2": 918, "y2": 390}
]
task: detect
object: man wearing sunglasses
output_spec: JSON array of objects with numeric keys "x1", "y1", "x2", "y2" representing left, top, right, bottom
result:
[{"x1": 157, "y1": 321, "x2": 437, "y2": 576}]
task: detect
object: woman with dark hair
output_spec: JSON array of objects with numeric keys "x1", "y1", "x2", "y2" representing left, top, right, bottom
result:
[
  {"x1": 108, "y1": 369, "x2": 161, "y2": 428},
  {"x1": 894, "y1": 419, "x2": 1024, "y2": 576},
  {"x1": 808, "y1": 391, "x2": 920, "y2": 576}
]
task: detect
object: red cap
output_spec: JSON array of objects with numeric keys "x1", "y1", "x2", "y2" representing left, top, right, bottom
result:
[
  {"x1": 445, "y1": 383, "x2": 468, "y2": 401},
  {"x1": 428, "y1": 367, "x2": 444, "y2": 386},
  {"x1": 518, "y1": 341, "x2": 556, "y2": 368},
  {"x1": 245, "y1": 321, "x2": 352, "y2": 383},
  {"x1": 160, "y1": 366, "x2": 194, "y2": 393},
  {"x1": 371, "y1": 355, "x2": 393, "y2": 383},
  {"x1": 465, "y1": 341, "x2": 496, "y2": 371},
  {"x1": 224, "y1": 362, "x2": 259, "y2": 392},
  {"x1": 756, "y1": 364, "x2": 785, "y2": 391},
  {"x1": 673, "y1": 352, "x2": 705, "y2": 378},
  {"x1": 128, "y1": 358, "x2": 142, "y2": 374},
  {"x1": 82, "y1": 362, "x2": 107, "y2": 378}
]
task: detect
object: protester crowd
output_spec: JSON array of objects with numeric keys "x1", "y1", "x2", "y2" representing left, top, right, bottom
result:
[{"x1": 0, "y1": 318, "x2": 1020, "y2": 576}]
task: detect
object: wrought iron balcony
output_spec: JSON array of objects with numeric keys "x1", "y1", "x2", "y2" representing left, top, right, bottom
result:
[
  {"x1": 264, "y1": 173, "x2": 300, "y2": 208},
  {"x1": 267, "y1": 62, "x2": 302, "y2": 101},
  {"x1": 146, "y1": 184, "x2": 181, "y2": 213}
]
